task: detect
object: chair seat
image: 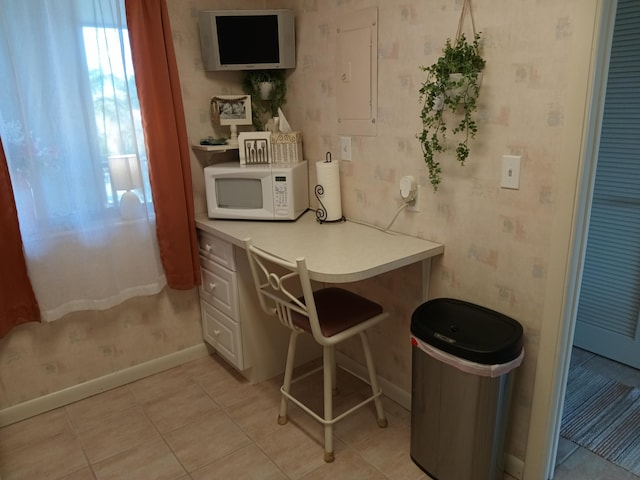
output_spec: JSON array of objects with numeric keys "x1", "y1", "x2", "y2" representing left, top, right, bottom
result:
[{"x1": 292, "y1": 287, "x2": 383, "y2": 337}]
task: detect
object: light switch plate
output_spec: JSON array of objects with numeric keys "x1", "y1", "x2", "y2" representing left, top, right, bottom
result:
[
  {"x1": 340, "y1": 136, "x2": 352, "y2": 161},
  {"x1": 501, "y1": 155, "x2": 521, "y2": 189}
]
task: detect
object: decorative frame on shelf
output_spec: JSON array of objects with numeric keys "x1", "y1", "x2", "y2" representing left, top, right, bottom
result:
[
  {"x1": 238, "y1": 132, "x2": 272, "y2": 165},
  {"x1": 210, "y1": 95, "x2": 252, "y2": 146}
]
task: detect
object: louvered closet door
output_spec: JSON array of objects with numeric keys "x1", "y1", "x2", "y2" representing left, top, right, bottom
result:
[{"x1": 573, "y1": 0, "x2": 640, "y2": 368}]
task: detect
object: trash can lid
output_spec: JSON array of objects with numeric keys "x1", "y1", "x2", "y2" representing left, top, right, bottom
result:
[{"x1": 411, "y1": 298, "x2": 523, "y2": 365}]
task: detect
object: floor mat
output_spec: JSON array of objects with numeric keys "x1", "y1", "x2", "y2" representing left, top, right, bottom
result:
[{"x1": 561, "y1": 365, "x2": 640, "y2": 475}]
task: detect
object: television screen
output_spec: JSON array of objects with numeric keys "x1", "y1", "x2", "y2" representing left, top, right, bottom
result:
[
  {"x1": 216, "y1": 15, "x2": 280, "y2": 65},
  {"x1": 199, "y1": 9, "x2": 295, "y2": 71}
]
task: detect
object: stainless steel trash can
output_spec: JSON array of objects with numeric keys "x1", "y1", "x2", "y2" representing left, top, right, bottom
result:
[{"x1": 410, "y1": 298, "x2": 524, "y2": 480}]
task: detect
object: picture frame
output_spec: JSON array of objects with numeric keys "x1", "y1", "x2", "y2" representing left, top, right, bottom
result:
[
  {"x1": 210, "y1": 95, "x2": 252, "y2": 147},
  {"x1": 210, "y1": 94, "x2": 252, "y2": 126},
  {"x1": 238, "y1": 131, "x2": 272, "y2": 165}
]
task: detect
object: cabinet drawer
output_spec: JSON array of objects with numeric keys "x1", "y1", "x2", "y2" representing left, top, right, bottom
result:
[
  {"x1": 198, "y1": 231, "x2": 235, "y2": 270},
  {"x1": 200, "y1": 256, "x2": 238, "y2": 319},
  {"x1": 201, "y1": 302, "x2": 245, "y2": 371}
]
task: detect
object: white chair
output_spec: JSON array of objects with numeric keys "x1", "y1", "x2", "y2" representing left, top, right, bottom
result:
[{"x1": 244, "y1": 238, "x2": 388, "y2": 462}]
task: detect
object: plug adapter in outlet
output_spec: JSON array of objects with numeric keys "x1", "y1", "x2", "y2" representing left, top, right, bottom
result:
[{"x1": 408, "y1": 185, "x2": 421, "y2": 212}]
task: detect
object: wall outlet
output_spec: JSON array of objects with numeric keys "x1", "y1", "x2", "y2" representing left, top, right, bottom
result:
[
  {"x1": 399, "y1": 176, "x2": 420, "y2": 212},
  {"x1": 340, "y1": 136, "x2": 352, "y2": 161}
]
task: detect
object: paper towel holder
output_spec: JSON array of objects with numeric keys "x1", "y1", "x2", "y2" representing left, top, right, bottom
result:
[
  {"x1": 314, "y1": 184, "x2": 346, "y2": 224},
  {"x1": 315, "y1": 153, "x2": 346, "y2": 224}
]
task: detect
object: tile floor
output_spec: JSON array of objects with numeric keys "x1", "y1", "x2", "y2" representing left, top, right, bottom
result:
[
  {"x1": 0, "y1": 353, "x2": 437, "y2": 480},
  {"x1": 11, "y1": 349, "x2": 611, "y2": 480},
  {"x1": 553, "y1": 347, "x2": 640, "y2": 480}
]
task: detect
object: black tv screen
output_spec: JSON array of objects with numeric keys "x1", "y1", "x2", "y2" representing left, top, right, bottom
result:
[
  {"x1": 216, "y1": 15, "x2": 280, "y2": 65},
  {"x1": 199, "y1": 9, "x2": 295, "y2": 71}
]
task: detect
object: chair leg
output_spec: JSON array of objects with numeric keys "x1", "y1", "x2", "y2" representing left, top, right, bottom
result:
[
  {"x1": 360, "y1": 331, "x2": 388, "y2": 428},
  {"x1": 279, "y1": 331, "x2": 299, "y2": 425},
  {"x1": 331, "y1": 345, "x2": 338, "y2": 396},
  {"x1": 323, "y1": 345, "x2": 335, "y2": 462}
]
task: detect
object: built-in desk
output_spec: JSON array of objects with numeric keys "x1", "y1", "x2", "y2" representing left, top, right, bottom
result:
[
  {"x1": 196, "y1": 211, "x2": 444, "y2": 284},
  {"x1": 195, "y1": 211, "x2": 444, "y2": 385}
]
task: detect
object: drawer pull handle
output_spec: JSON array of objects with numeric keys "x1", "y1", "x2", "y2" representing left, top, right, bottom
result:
[
  {"x1": 214, "y1": 329, "x2": 220, "y2": 336},
  {"x1": 209, "y1": 282, "x2": 216, "y2": 290},
  {"x1": 205, "y1": 244, "x2": 212, "y2": 252}
]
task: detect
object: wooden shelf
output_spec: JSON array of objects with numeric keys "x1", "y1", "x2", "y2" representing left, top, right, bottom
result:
[{"x1": 192, "y1": 144, "x2": 239, "y2": 154}]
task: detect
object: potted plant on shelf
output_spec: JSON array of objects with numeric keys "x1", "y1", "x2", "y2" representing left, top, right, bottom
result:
[
  {"x1": 418, "y1": 32, "x2": 485, "y2": 190},
  {"x1": 242, "y1": 70, "x2": 287, "y2": 131}
]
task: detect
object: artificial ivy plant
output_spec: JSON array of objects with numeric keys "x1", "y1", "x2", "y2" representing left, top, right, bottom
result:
[
  {"x1": 418, "y1": 32, "x2": 486, "y2": 190},
  {"x1": 242, "y1": 69, "x2": 287, "y2": 131}
]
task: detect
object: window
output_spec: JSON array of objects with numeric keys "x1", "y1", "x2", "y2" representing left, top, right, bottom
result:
[
  {"x1": 0, "y1": 0, "x2": 165, "y2": 321},
  {"x1": 82, "y1": 26, "x2": 151, "y2": 208},
  {"x1": 0, "y1": 3, "x2": 154, "y2": 234}
]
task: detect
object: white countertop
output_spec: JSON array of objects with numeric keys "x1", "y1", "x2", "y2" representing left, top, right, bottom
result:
[{"x1": 195, "y1": 211, "x2": 444, "y2": 283}]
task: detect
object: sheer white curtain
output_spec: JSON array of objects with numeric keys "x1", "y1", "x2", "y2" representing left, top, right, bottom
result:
[{"x1": 0, "y1": 0, "x2": 166, "y2": 321}]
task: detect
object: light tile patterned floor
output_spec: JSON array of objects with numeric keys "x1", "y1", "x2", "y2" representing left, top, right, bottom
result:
[
  {"x1": 0, "y1": 354, "x2": 433, "y2": 480},
  {"x1": 5, "y1": 349, "x2": 625, "y2": 480}
]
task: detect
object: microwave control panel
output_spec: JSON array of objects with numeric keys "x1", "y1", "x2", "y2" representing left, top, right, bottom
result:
[{"x1": 273, "y1": 175, "x2": 289, "y2": 210}]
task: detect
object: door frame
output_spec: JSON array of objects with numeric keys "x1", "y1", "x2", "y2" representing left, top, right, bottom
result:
[{"x1": 523, "y1": 1, "x2": 618, "y2": 479}]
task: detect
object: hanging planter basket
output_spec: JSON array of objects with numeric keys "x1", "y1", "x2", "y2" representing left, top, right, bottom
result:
[
  {"x1": 242, "y1": 70, "x2": 287, "y2": 131},
  {"x1": 418, "y1": 0, "x2": 486, "y2": 190},
  {"x1": 432, "y1": 72, "x2": 484, "y2": 111}
]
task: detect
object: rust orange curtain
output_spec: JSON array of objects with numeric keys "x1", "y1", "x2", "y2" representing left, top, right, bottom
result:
[
  {"x1": 0, "y1": 138, "x2": 40, "y2": 336},
  {"x1": 125, "y1": 0, "x2": 200, "y2": 289}
]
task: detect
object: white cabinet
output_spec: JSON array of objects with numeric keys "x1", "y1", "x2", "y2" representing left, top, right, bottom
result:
[
  {"x1": 198, "y1": 230, "x2": 246, "y2": 371},
  {"x1": 197, "y1": 227, "x2": 322, "y2": 383},
  {"x1": 201, "y1": 301, "x2": 243, "y2": 368}
]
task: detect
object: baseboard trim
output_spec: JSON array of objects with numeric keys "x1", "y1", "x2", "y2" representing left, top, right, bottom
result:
[
  {"x1": 505, "y1": 453, "x2": 525, "y2": 479},
  {"x1": 0, "y1": 343, "x2": 210, "y2": 428},
  {"x1": 335, "y1": 351, "x2": 411, "y2": 410}
]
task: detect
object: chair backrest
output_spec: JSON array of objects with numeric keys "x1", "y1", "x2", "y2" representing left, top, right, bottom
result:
[{"x1": 244, "y1": 238, "x2": 325, "y2": 341}]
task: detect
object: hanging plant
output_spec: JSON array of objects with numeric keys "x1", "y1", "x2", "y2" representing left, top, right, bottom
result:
[
  {"x1": 242, "y1": 70, "x2": 287, "y2": 131},
  {"x1": 418, "y1": 0, "x2": 486, "y2": 190}
]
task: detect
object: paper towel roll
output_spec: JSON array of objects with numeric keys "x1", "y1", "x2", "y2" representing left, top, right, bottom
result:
[{"x1": 315, "y1": 160, "x2": 342, "y2": 222}]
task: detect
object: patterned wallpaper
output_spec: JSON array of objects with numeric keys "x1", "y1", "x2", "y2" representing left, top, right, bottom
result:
[
  {"x1": 0, "y1": 288, "x2": 202, "y2": 409},
  {"x1": 168, "y1": 0, "x2": 587, "y2": 462},
  {"x1": 0, "y1": 0, "x2": 590, "y2": 470}
]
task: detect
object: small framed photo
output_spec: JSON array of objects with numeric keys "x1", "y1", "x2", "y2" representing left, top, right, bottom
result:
[{"x1": 210, "y1": 95, "x2": 252, "y2": 126}]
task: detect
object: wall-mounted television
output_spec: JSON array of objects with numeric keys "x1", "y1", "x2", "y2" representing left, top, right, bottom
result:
[{"x1": 198, "y1": 9, "x2": 296, "y2": 71}]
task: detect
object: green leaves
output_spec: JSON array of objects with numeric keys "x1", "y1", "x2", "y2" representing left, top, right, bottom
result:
[
  {"x1": 418, "y1": 33, "x2": 485, "y2": 190},
  {"x1": 242, "y1": 70, "x2": 287, "y2": 131}
]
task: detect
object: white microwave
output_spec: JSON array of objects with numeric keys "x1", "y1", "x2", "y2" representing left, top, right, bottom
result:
[{"x1": 204, "y1": 161, "x2": 309, "y2": 220}]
